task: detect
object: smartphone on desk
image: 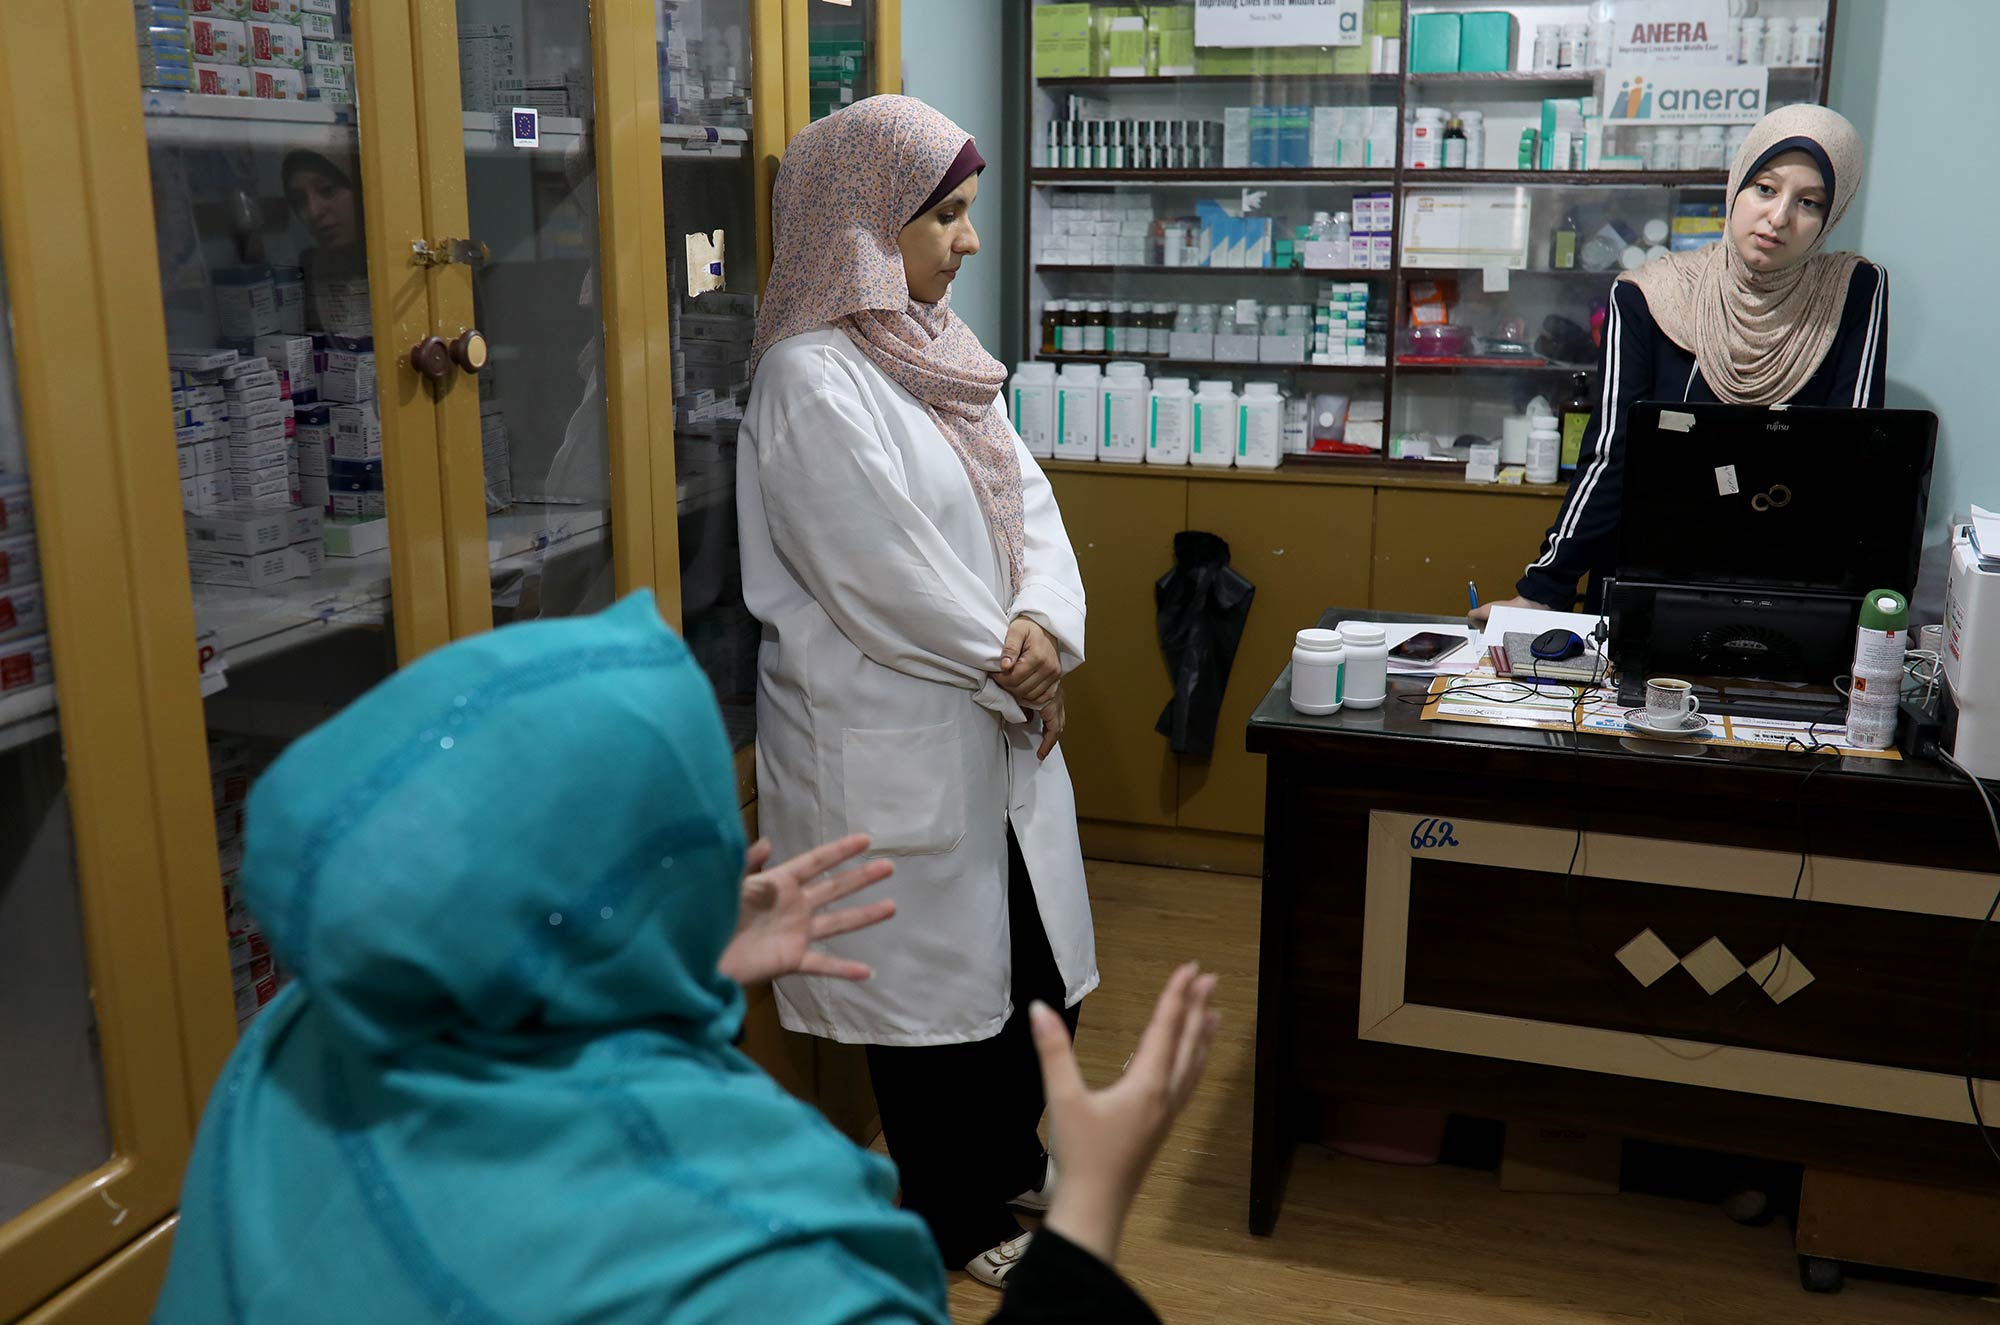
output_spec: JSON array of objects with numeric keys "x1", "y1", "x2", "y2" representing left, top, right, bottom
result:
[{"x1": 1388, "y1": 631, "x2": 1470, "y2": 665}]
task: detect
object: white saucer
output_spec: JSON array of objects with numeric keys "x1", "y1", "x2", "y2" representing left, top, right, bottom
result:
[{"x1": 1622, "y1": 709, "x2": 1713, "y2": 740}]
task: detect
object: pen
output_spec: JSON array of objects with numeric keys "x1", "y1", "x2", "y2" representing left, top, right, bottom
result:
[{"x1": 1467, "y1": 580, "x2": 1480, "y2": 613}]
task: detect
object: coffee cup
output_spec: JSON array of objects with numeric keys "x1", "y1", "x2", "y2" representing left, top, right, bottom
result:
[{"x1": 1645, "y1": 677, "x2": 1700, "y2": 726}]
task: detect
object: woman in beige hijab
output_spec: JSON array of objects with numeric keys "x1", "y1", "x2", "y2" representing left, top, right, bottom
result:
[{"x1": 1477, "y1": 104, "x2": 1888, "y2": 618}]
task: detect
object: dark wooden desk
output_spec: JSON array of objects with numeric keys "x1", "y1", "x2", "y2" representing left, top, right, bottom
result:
[{"x1": 1244, "y1": 610, "x2": 2000, "y2": 1240}]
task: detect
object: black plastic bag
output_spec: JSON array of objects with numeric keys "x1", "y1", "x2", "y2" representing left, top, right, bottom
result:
[{"x1": 1154, "y1": 531, "x2": 1255, "y2": 758}]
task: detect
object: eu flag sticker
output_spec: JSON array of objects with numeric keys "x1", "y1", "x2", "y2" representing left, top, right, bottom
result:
[{"x1": 511, "y1": 107, "x2": 540, "y2": 149}]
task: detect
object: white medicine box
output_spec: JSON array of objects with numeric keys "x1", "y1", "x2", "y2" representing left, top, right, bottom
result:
[{"x1": 1402, "y1": 188, "x2": 1531, "y2": 269}]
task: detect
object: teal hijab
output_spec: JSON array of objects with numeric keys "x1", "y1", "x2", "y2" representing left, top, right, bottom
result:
[{"x1": 156, "y1": 592, "x2": 948, "y2": 1324}]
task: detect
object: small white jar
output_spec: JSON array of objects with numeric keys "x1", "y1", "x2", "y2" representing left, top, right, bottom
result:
[
  {"x1": 1338, "y1": 621, "x2": 1389, "y2": 710},
  {"x1": 1290, "y1": 628, "x2": 1346, "y2": 715}
]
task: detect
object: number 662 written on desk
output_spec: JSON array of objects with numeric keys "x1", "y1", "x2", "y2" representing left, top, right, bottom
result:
[{"x1": 1410, "y1": 818, "x2": 1460, "y2": 851}]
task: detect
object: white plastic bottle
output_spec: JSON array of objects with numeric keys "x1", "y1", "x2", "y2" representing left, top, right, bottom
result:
[
  {"x1": 1238, "y1": 381, "x2": 1283, "y2": 470},
  {"x1": 1460, "y1": 109, "x2": 1486, "y2": 168},
  {"x1": 1281, "y1": 393, "x2": 1311, "y2": 456},
  {"x1": 1009, "y1": 362, "x2": 1057, "y2": 460},
  {"x1": 1055, "y1": 363, "x2": 1101, "y2": 463},
  {"x1": 1290, "y1": 628, "x2": 1346, "y2": 715},
  {"x1": 1407, "y1": 107, "x2": 1445, "y2": 170},
  {"x1": 1147, "y1": 376, "x2": 1193, "y2": 466},
  {"x1": 1338, "y1": 621, "x2": 1389, "y2": 709},
  {"x1": 1190, "y1": 379, "x2": 1238, "y2": 469},
  {"x1": 1100, "y1": 361, "x2": 1149, "y2": 465},
  {"x1": 1526, "y1": 420, "x2": 1561, "y2": 484}
]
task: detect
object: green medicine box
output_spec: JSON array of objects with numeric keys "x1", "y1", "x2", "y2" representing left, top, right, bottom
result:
[
  {"x1": 1409, "y1": 13, "x2": 1462, "y2": 73},
  {"x1": 1033, "y1": 3, "x2": 1097, "y2": 78},
  {"x1": 1457, "y1": 11, "x2": 1518, "y2": 73},
  {"x1": 1367, "y1": 0, "x2": 1401, "y2": 39}
]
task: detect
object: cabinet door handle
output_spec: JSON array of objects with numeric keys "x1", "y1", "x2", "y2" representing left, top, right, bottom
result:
[
  {"x1": 408, "y1": 335, "x2": 451, "y2": 382},
  {"x1": 449, "y1": 329, "x2": 490, "y2": 374}
]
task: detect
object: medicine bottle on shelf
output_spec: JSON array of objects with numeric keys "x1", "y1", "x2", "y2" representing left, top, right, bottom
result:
[
  {"x1": 1147, "y1": 377, "x2": 1193, "y2": 466},
  {"x1": 1100, "y1": 361, "x2": 1150, "y2": 465},
  {"x1": 1238, "y1": 381, "x2": 1283, "y2": 470},
  {"x1": 1443, "y1": 117, "x2": 1467, "y2": 170},
  {"x1": 1551, "y1": 212, "x2": 1579, "y2": 271},
  {"x1": 1082, "y1": 300, "x2": 1108, "y2": 354},
  {"x1": 1559, "y1": 373, "x2": 1593, "y2": 472},
  {"x1": 1041, "y1": 301, "x2": 1060, "y2": 355},
  {"x1": 1191, "y1": 380, "x2": 1238, "y2": 469},
  {"x1": 1106, "y1": 300, "x2": 1129, "y2": 354},
  {"x1": 1147, "y1": 303, "x2": 1173, "y2": 356},
  {"x1": 1009, "y1": 362, "x2": 1057, "y2": 460},
  {"x1": 1055, "y1": 362, "x2": 1102, "y2": 462},
  {"x1": 1060, "y1": 300, "x2": 1085, "y2": 353}
]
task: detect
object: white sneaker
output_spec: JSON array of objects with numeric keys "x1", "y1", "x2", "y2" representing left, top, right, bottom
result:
[
  {"x1": 964, "y1": 1231, "x2": 1033, "y2": 1289},
  {"x1": 1010, "y1": 1155, "x2": 1056, "y2": 1213}
]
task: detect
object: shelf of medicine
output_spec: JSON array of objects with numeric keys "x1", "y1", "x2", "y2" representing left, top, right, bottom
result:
[
  {"x1": 1409, "y1": 170, "x2": 1729, "y2": 186},
  {"x1": 1036, "y1": 264, "x2": 1385, "y2": 277},
  {"x1": 0, "y1": 685, "x2": 60, "y2": 758},
  {"x1": 1400, "y1": 267, "x2": 1626, "y2": 281},
  {"x1": 1030, "y1": 168, "x2": 1398, "y2": 186},
  {"x1": 193, "y1": 551, "x2": 393, "y2": 670},
  {"x1": 485, "y1": 502, "x2": 610, "y2": 567},
  {"x1": 462, "y1": 114, "x2": 749, "y2": 160},
  {"x1": 1040, "y1": 73, "x2": 1402, "y2": 89},
  {"x1": 1407, "y1": 67, "x2": 1824, "y2": 87},
  {"x1": 1037, "y1": 352, "x2": 1385, "y2": 375},
  {"x1": 142, "y1": 93, "x2": 356, "y2": 152},
  {"x1": 1395, "y1": 358, "x2": 1596, "y2": 375}
]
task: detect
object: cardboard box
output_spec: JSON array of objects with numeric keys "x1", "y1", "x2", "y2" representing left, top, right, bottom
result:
[
  {"x1": 299, "y1": 0, "x2": 338, "y2": 14},
  {"x1": 1458, "y1": 11, "x2": 1518, "y2": 73},
  {"x1": 248, "y1": 20, "x2": 305, "y2": 68},
  {"x1": 0, "y1": 631, "x2": 51, "y2": 693},
  {"x1": 0, "y1": 532, "x2": 40, "y2": 590},
  {"x1": 1402, "y1": 188, "x2": 1530, "y2": 267},
  {"x1": 0, "y1": 481, "x2": 33, "y2": 538},
  {"x1": 1410, "y1": 13, "x2": 1462, "y2": 73},
  {"x1": 0, "y1": 583, "x2": 45, "y2": 642},
  {"x1": 189, "y1": 0, "x2": 251, "y2": 14},
  {"x1": 190, "y1": 17, "x2": 249, "y2": 64},
  {"x1": 320, "y1": 341, "x2": 376, "y2": 402},
  {"x1": 322, "y1": 517, "x2": 390, "y2": 558},
  {"x1": 194, "y1": 62, "x2": 253, "y2": 96},
  {"x1": 329, "y1": 405, "x2": 381, "y2": 457},
  {"x1": 255, "y1": 67, "x2": 307, "y2": 100},
  {"x1": 185, "y1": 506, "x2": 289, "y2": 556},
  {"x1": 298, "y1": 11, "x2": 336, "y2": 40}
]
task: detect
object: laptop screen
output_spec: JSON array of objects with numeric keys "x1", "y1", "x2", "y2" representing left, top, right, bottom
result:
[{"x1": 1616, "y1": 404, "x2": 1935, "y2": 595}]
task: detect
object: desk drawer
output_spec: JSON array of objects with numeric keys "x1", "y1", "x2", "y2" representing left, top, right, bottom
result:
[{"x1": 1356, "y1": 812, "x2": 2000, "y2": 1125}]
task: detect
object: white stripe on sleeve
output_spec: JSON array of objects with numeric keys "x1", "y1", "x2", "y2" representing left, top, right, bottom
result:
[
  {"x1": 1528, "y1": 290, "x2": 1624, "y2": 573},
  {"x1": 1852, "y1": 264, "x2": 1887, "y2": 406}
]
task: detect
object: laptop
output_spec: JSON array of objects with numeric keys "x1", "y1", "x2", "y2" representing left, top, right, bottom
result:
[
  {"x1": 1608, "y1": 404, "x2": 1937, "y2": 714},
  {"x1": 1616, "y1": 403, "x2": 1936, "y2": 595}
]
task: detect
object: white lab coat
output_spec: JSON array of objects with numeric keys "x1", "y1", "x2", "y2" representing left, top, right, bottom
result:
[{"x1": 738, "y1": 329, "x2": 1098, "y2": 1046}]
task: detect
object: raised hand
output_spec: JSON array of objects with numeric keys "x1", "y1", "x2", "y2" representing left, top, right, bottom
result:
[{"x1": 718, "y1": 834, "x2": 896, "y2": 988}]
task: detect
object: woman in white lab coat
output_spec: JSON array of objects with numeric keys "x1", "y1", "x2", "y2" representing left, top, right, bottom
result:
[{"x1": 738, "y1": 95, "x2": 1095, "y2": 1289}]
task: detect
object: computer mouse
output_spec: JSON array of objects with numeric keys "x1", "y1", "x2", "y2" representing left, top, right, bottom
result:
[{"x1": 1530, "y1": 628, "x2": 1585, "y2": 661}]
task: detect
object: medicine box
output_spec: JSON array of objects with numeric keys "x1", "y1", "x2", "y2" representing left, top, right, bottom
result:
[
  {"x1": 299, "y1": 474, "x2": 330, "y2": 510},
  {"x1": 323, "y1": 517, "x2": 390, "y2": 559},
  {"x1": 188, "y1": 548, "x2": 296, "y2": 589},
  {"x1": 299, "y1": 0, "x2": 338, "y2": 14},
  {"x1": 1457, "y1": 11, "x2": 1518, "y2": 73},
  {"x1": 177, "y1": 440, "x2": 226, "y2": 480},
  {"x1": 0, "y1": 633, "x2": 52, "y2": 694},
  {"x1": 330, "y1": 457, "x2": 383, "y2": 492},
  {"x1": 188, "y1": 0, "x2": 251, "y2": 14},
  {"x1": 170, "y1": 348, "x2": 240, "y2": 373},
  {"x1": 0, "y1": 533, "x2": 40, "y2": 590},
  {"x1": 298, "y1": 11, "x2": 335, "y2": 40},
  {"x1": 330, "y1": 406, "x2": 382, "y2": 457},
  {"x1": 0, "y1": 583, "x2": 47, "y2": 643},
  {"x1": 255, "y1": 336, "x2": 316, "y2": 399},
  {"x1": 1410, "y1": 13, "x2": 1462, "y2": 73},
  {"x1": 230, "y1": 474, "x2": 293, "y2": 507},
  {"x1": 0, "y1": 480, "x2": 35, "y2": 538},
  {"x1": 306, "y1": 62, "x2": 350, "y2": 93},
  {"x1": 255, "y1": 67, "x2": 307, "y2": 100},
  {"x1": 190, "y1": 17, "x2": 248, "y2": 64},
  {"x1": 248, "y1": 20, "x2": 305, "y2": 68},
  {"x1": 247, "y1": 0, "x2": 301, "y2": 15},
  {"x1": 320, "y1": 341, "x2": 376, "y2": 402},
  {"x1": 293, "y1": 538, "x2": 325, "y2": 576},
  {"x1": 186, "y1": 506, "x2": 290, "y2": 556}
]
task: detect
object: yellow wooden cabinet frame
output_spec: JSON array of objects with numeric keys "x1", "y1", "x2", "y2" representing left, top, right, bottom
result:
[{"x1": 0, "y1": 10, "x2": 204, "y2": 1319}]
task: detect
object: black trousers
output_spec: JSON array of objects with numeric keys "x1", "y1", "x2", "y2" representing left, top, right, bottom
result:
[{"x1": 865, "y1": 828, "x2": 1082, "y2": 1268}]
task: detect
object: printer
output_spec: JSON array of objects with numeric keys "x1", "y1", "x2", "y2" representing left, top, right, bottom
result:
[{"x1": 1941, "y1": 526, "x2": 2000, "y2": 778}]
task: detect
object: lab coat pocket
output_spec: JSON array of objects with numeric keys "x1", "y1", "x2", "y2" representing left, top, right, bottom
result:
[{"x1": 840, "y1": 722, "x2": 967, "y2": 857}]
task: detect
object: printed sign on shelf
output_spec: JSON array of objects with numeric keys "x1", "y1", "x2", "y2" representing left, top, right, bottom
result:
[
  {"x1": 1194, "y1": 0, "x2": 1364, "y2": 49},
  {"x1": 1603, "y1": 65, "x2": 1770, "y2": 124},
  {"x1": 1609, "y1": 0, "x2": 1732, "y2": 65},
  {"x1": 510, "y1": 107, "x2": 540, "y2": 149}
]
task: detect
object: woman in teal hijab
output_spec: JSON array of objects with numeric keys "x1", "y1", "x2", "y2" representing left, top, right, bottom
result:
[{"x1": 156, "y1": 592, "x2": 1209, "y2": 1323}]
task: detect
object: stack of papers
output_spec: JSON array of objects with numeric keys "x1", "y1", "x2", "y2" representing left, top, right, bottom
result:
[{"x1": 1971, "y1": 505, "x2": 2000, "y2": 571}]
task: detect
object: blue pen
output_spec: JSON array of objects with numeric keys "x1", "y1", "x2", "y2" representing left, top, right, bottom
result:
[{"x1": 1467, "y1": 580, "x2": 1480, "y2": 613}]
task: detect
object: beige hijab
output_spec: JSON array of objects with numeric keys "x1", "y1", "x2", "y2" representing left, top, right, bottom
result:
[
  {"x1": 1621, "y1": 104, "x2": 1865, "y2": 404},
  {"x1": 752, "y1": 97, "x2": 1023, "y2": 591}
]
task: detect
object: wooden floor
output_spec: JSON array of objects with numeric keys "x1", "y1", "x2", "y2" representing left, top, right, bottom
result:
[{"x1": 937, "y1": 860, "x2": 2000, "y2": 1325}]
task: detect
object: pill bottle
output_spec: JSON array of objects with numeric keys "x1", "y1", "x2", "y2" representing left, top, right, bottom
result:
[
  {"x1": 1191, "y1": 379, "x2": 1238, "y2": 468},
  {"x1": 1290, "y1": 628, "x2": 1346, "y2": 715},
  {"x1": 1100, "y1": 360, "x2": 1150, "y2": 464},
  {"x1": 1339, "y1": 621, "x2": 1389, "y2": 710},
  {"x1": 1147, "y1": 376, "x2": 1193, "y2": 466}
]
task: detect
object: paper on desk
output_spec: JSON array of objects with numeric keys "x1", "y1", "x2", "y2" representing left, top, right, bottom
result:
[
  {"x1": 1478, "y1": 604, "x2": 1607, "y2": 655},
  {"x1": 1972, "y1": 504, "x2": 2000, "y2": 565},
  {"x1": 1383, "y1": 622, "x2": 1482, "y2": 674}
]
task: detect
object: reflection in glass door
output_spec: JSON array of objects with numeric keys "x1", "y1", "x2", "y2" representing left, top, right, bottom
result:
[
  {"x1": 0, "y1": 235, "x2": 111, "y2": 1226},
  {"x1": 456, "y1": 0, "x2": 618, "y2": 623},
  {"x1": 807, "y1": 0, "x2": 876, "y2": 122},
  {"x1": 139, "y1": 6, "x2": 394, "y2": 1032},
  {"x1": 659, "y1": 0, "x2": 760, "y2": 753}
]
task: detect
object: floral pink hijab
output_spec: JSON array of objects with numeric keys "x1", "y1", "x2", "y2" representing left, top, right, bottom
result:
[{"x1": 751, "y1": 95, "x2": 1023, "y2": 591}]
